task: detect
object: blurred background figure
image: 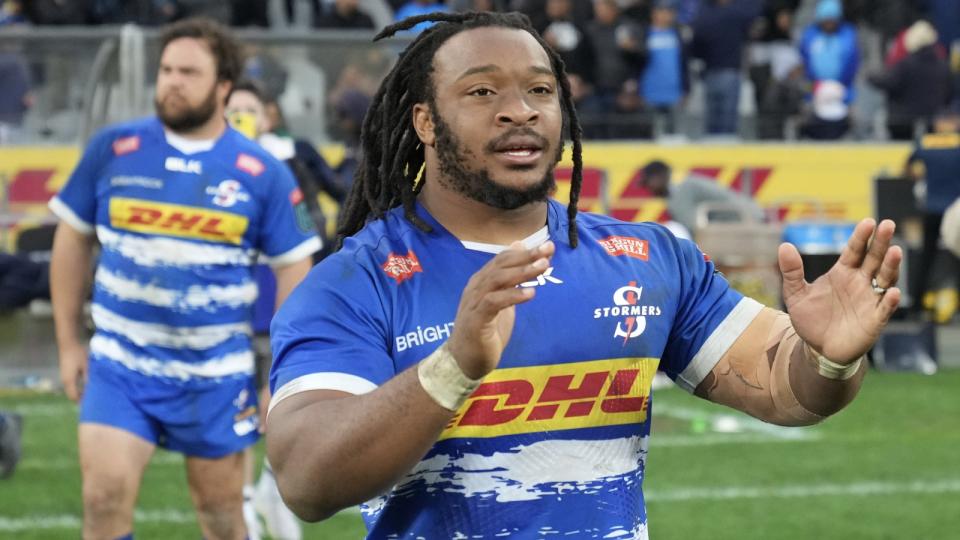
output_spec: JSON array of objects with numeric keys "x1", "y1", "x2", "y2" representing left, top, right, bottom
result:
[
  {"x1": 905, "y1": 107, "x2": 960, "y2": 319},
  {"x1": 314, "y1": 0, "x2": 376, "y2": 29},
  {"x1": 691, "y1": 0, "x2": 763, "y2": 136},
  {"x1": 0, "y1": 43, "x2": 32, "y2": 144},
  {"x1": 749, "y1": 0, "x2": 803, "y2": 139},
  {"x1": 799, "y1": 79, "x2": 850, "y2": 140},
  {"x1": 870, "y1": 20, "x2": 953, "y2": 141},
  {"x1": 0, "y1": 411, "x2": 22, "y2": 479},
  {"x1": 330, "y1": 88, "x2": 371, "y2": 192},
  {"x1": 393, "y1": 0, "x2": 450, "y2": 33},
  {"x1": 637, "y1": 159, "x2": 764, "y2": 237},
  {"x1": 633, "y1": 0, "x2": 689, "y2": 137},
  {"x1": 798, "y1": 0, "x2": 859, "y2": 116},
  {"x1": 537, "y1": 0, "x2": 596, "y2": 114},
  {"x1": 582, "y1": 0, "x2": 644, "y2": 138}
]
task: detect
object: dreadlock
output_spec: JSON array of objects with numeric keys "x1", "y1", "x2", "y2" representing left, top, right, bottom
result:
[{"x1": 336, "y1": 11, "x2": 585, "y2": 249}]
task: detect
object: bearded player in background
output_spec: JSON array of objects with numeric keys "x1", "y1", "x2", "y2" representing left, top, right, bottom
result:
[{"x1": 49, "y1": 18, "x2": 318, "y2": 540}]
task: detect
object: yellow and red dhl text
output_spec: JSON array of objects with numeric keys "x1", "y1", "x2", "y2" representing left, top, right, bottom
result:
[
  {"x1": 440, "y1": 357, "x2": 660, "y2": 440},
  {"x1": 109, "y1": 197, "x2": 249, "y2": 244}
]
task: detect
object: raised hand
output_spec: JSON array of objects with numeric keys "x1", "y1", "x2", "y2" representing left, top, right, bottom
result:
[
  {"x1": 779, "y1": 219, "x2": 902, "y2": 364},
  {"x1": 447, "y1": 240, "x2": 555, "y2": 379}
]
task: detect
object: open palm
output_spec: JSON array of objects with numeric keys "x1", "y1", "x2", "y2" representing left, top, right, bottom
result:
[{"x1": 780, "y1": 219, "x2": 902, "y2": 364}]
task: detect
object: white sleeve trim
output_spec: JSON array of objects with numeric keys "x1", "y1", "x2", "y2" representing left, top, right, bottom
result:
[
  {"x1": 267, "y1": 372, "x2": 378, "y2": 417},
  {"x1": 264, "y1": 236, "x2": 322, "y2": 268},
  {"x1": 676, "y1": 297, "x2": 765, "y2": 393},
  {"x1": 48, "y1": 197, "x2": 94, "y2": 235}
]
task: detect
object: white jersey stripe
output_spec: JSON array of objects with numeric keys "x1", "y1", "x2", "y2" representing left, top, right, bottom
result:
[
  {"x1": 262, "y1": 236, "x2": 322, "y2": 267},
  {"x1": 95, "y1": 267, "x2": 258, "y2": 312},
  {"x1": 676, "y1": 297, "x2": 765, "y2": 393},
  {"x1": 90, "y1": 335, "x2": 254, "y2": 380},
  {"x1": 268, "y1": 372, "x2": 378, "y2": 416},
  {"x1": 92, "y1": 305, "x2": 252, "y2": 350},
  {"x1": 96, "y1": 225, "x2": 257, "y2": 268},
  {"x1": 49, "y1": 197, "x2": 94, "y2": 235}
]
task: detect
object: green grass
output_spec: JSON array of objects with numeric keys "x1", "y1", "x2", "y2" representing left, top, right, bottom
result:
[{"x1": 2, "y1": 369, "x2": 959, "y2": 539}]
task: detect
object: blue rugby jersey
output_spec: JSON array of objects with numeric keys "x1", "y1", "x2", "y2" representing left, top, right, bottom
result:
[
  {"x1": 270, "y1": 199, "x2": 762, "y2": 539},
  {"x1": 50, "y1": 117, "x2": 321, "y2": 389}
]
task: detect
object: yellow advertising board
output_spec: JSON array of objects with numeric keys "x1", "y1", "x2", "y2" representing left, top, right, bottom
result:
[
  {"x1": 549, "y1": 143, "x2": 912, "y2": 223},
  {"x1": 1, "y1": 142, "x2": 911, "y2": 230}
]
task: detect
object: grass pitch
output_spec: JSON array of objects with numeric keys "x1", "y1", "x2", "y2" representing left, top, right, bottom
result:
[{"x1": 2, "y1": 368, "x2": 958, "y2": 539}]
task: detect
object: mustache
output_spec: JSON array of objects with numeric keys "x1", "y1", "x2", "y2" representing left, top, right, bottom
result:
[{"x1": 484, "y1": 127, "x2": 549, "y2": 154}]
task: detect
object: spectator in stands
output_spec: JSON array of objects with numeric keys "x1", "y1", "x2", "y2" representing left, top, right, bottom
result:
[
  {"x1": 174, "y1": 0, "x2": 233, "y2": 24},
  {"x1": 581, "y1": 0, "x2": 644, "y2": 138},
  {"x1": 637, "y1": 159, "x2": 764, "y2": 235},
  {"x1": 450, "y1": 0, "x2": 506, "y2": 13},
  {"x1": 905, "y1": 107, "x2": 960, "y2": 318},
  {"x1": 314, "y1": 0, "x2": 375, "y2": 28},
  {"x1": 925, "y1": 0, "x2": 960, "y2": 52},
  {"x1": 870, "y1": 20, "x2": 953, "y2": 141},
  {"x1": 538, "y1": 0, "x2": 596, "y2": 116},
  {"x1": 691, "y1": 0, "x2": 763, "y2": 136},
  {"x1": 88, "y1": 0, "x2": 172, "y2": 24},
  {"x1": 21, "y1": 0, "x2": 90, "y2": 24},
  {"x1": 636, "y1": 0, "x2": 689, "y2": 136},
  {"x1": 0, "y1": 0, "x2": 26, "y2": 25},
  {"x1": 232, "y1": 0, "x2": 269, "y2": 27},
  {"x1": 331, "y1": 89, "x2": 370, "y2": 191},
  {"x1": 749, "y1": 0, "x2": 802, "y2": 139},
  {"x1": 799, "y1": 79, "x2": 850, "y2": 140},
  {"x1": 0, "y1": 45, "x2": 32, "y2": 144},
  {"x1": 394, "y1": 0, "x2": 450, "y2": 33},
  {"x1": 520, "y1": 0, "x2": 594, "y2": 31},
  {"x1": 798, "y1": 0, "x2": 859, "y2": 108}
]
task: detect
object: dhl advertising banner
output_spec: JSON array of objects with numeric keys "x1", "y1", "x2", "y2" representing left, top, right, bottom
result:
[
  {"x1": 1, "y1": 143, "x2": 911, "y2": 236},
  {"x1": 550, "y1": 143, "x2": 912, "y2": 223}
]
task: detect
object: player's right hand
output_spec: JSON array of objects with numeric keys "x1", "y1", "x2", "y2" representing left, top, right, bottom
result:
[
  {"x1": 447, "y1": 240, "x2": 555, "y2": 379},
  {"x1": 59, "y1": 345, "x2": 89, "y2": 403}
]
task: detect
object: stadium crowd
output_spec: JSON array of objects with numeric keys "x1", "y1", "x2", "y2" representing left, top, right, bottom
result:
[{"x1": 1, "y1": 0, "x2": 959, "y2": 142}]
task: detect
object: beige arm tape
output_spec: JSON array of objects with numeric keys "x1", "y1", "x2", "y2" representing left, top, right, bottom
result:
[
  {"x1": 417, "y1": 343, "x2": 483, "y2": 411},
  {"x1": 695, "y1": 307, "x2": 867, "y2": 426}
]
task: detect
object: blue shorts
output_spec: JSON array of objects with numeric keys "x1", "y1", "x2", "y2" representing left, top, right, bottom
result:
[{"x1": 80, "y1": 360, "x2": 260, "y2": 458}]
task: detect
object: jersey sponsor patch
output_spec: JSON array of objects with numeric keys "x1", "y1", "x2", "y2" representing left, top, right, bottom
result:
[
  {"x1": 598, "y1": 236, "x2": 650, "y2": 261},
  {"x1": 109, "y1": 197, "x2": 249, "y2": 245},
  {"x1": 112, "y1": 135, "x2": 140, "y2": 156},
  {"x1": 382, "y1": 250, "x2": 423, "y2": 283},
  {"x1": 440, "y1": 357, "x2": 659, "y2": 440},
  {"x1": 235, "y1": 153, "x2": 265, "y2": 176}
]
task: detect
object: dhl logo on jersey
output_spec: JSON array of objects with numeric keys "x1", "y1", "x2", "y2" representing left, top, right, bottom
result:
[
  {"x1": 109, "y1": 197, "x2": 249, "y2": 245},
  {"x1": 440, "y1": 357, "x2": 659, "y2": 440}
]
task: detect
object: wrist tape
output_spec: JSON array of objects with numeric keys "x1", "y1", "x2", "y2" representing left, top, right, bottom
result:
[
  {"x1": 417, "y1": 343, "x2": 482, "y2": 411},
  {"x1": 805, "y1": 343, "x2": 863, "y2": 380}
]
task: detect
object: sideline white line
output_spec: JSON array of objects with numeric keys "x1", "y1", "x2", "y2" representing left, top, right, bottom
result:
[
  {"x1": 0, "y1": 508, "x2": 360, "y2": 532},
  {"x1": 0, "y1": 509, "x2": 195, "y2": 532},
  {"x1": 7, "y1": 402, "x2": 74, "y2": 416},
  {"x1": 646, "y1": 479, "x2": 960, "y2": 502},
  {"x1": 652, "y1": 433, "x2": 821, "y2": 447},
  {"x1": 19, "y1": 452, "x2": 184, "y2": 471}
]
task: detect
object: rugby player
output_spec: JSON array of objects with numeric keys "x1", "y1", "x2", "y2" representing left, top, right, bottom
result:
[
  {"x1": 49, "y1": 18, "x2": 319, "y2": 540},
  {"x1": 266, "y1": 12, "x2": 901, "y2": 538}
]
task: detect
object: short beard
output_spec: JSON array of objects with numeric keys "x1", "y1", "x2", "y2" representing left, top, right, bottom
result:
[
  {"x1": 432, "y1": 111, "x2": 559, "y2": 210},
  {"x1": 155, "y1": 86, "x2": 219, "y2": 133}
]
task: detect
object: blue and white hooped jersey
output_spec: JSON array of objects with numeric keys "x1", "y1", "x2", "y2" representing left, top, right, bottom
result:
[
  {"x1": 50, "y1": 117, "x2": 321, "y2": 389},
  {"x1": 270, "y1": 199, "x2": 762, "y2": 539}
]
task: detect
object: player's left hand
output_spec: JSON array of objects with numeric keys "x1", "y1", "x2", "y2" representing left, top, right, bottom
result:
[{"x1": 779, "y1": 218, "x2": 902, "y2": 364}]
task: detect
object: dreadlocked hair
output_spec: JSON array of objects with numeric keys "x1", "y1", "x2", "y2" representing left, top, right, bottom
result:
[{"x1": 336, "y1": 11, "x2": 585, "y2": 249}]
